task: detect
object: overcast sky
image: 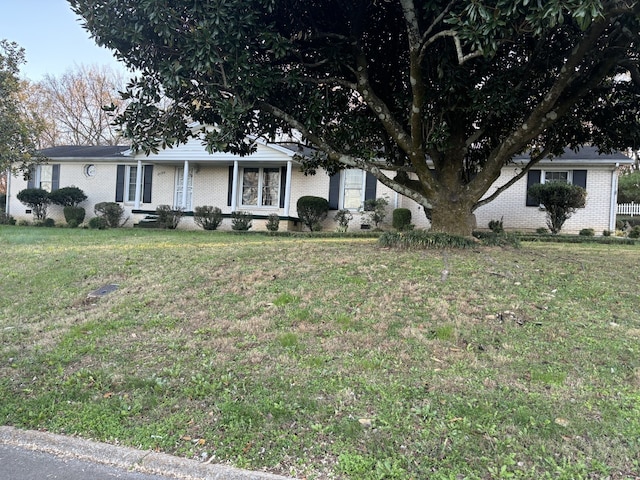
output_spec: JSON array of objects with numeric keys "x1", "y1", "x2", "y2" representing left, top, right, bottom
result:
[{"x1": 1, "y1": 0, "x2": 128, "y2": 81}]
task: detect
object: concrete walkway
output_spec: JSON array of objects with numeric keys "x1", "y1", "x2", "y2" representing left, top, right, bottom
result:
[{"x1": 0, "y1": 426, "x2": 296, "y2": 480}]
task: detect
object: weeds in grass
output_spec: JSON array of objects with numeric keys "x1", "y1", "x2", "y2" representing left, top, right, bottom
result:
[{"x1": 1, "y1": 226, "x2": 639, "y2": 479}]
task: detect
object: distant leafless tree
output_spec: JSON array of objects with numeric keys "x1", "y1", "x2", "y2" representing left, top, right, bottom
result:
[{"x1": 29, "y1": 65, "x2": 130, "y2": 146}]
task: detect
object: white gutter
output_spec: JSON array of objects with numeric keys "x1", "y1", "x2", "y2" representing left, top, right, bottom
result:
[{"x1": 609, "y1": 163, "x2": 620, "y2": 232}]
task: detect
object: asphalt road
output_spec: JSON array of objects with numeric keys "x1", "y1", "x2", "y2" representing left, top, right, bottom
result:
[
  {"x1": 0, "y1": 426, "x2": 295, "y2": 480},
  {"x1": 0, "y1": 443, "x2": 171, "y2": 480}
]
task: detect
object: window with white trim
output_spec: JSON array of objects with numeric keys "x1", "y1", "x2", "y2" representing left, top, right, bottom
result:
[
  {"x1": 341, "y1": 169, "x2": 366, "y2": 210},
  {"x1": 241, "y1": 167, "x2": 280, "y2": 207},
  {"x1": 27, "y1": 164, "x2": 59, "y2": 192},
  {"x1": 125, "y1": 165, "x2": 147, "y2": 203},
  {"x1": 543, "y1": 171, "x2": 570, "y2": 184}
]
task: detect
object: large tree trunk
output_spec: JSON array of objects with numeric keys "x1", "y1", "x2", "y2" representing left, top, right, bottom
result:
[{"x1": 428, "y1": 194, "x2": 477, "y2": 237}]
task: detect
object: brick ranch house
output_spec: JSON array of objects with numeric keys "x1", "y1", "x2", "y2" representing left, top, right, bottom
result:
[{"x1": 4, "y1": 137, "x2": 632, "y2": 233}]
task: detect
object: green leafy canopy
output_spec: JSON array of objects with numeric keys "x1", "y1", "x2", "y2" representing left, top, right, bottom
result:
[
  {"x1": 69, "y1": 0, "x2": 640, "y2": 235},
  {"x1": 0, "y1": 40, "x2": 44, "y2": 176}
]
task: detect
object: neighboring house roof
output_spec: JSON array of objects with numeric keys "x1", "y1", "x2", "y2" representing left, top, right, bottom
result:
[{"x1": 40, "y1": 145, "x2": 130, "y2": 159}]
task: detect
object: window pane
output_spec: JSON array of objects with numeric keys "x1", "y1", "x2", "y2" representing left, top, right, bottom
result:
[
  {"x1": 545, "y1": 171, "x2": 568, "y2": 184},
  {"x1": 343, "y1": 169, "x2": 363, "y2": 209},
  {"x1": 128, "y1": 166, "x2": 137, "y2": 202},
  {"x1": 262, "y1": 168, "x2": 280, "y2": 206},
  {"x1": 40, "y1": 165, "x2": 53, "y2": 192},
  {"x1": 242, "y1": 168, "x2": 259, "y2": 205}
]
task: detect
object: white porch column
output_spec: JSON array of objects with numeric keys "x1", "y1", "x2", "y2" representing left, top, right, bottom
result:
[
  {"x1": 284, "y1": 160, "x2": 292, "y2": 215},
  {"x1": 231, "y1": 160, "x2": 239, "y2": 211},
  {"x1": 181, "y1": 160, "x2": 190, "y2": 209},
  {"x1": 134, "y1": 159, "x2": 143, "y2": 209},
  {"x1": 5, "y1": 169, "x2": 11, "y2": 215}
]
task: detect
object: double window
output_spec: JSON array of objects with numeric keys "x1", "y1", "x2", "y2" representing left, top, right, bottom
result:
[{"x1": 241, "y1": 167, "x2": 280, "y2": 207}]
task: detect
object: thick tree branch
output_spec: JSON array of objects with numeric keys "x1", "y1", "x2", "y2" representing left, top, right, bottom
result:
[
  {"x1": 258, "y1": 100, "x2": 432, "y2": 207},
  {"x1": 473, "y1": 148, "x2": 549, "y2": 210},
  {"x1": 471, "y1": 17, "x2": 613, "y2": 198}
]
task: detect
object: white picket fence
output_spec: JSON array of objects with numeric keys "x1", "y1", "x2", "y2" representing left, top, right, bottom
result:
[{"x1": 618, "y1": 202, "x2": 640, "y2": 217}]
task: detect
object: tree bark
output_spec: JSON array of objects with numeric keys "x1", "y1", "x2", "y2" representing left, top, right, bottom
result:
[{"x1": 429, "y1": 193, "x2": 477, "y2": 237}]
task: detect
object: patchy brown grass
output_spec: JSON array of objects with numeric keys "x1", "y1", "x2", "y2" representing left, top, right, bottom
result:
[{"x1": 1, "y1": 227, "x2": 640, "y2": 479}]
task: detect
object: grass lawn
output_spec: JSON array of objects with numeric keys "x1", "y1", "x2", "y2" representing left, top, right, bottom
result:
[{"x1": 1, "y1": 226, "x2": 639, "y2": 479}]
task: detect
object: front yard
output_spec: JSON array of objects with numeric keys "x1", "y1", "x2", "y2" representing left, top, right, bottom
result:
[{"x1": 0, "y1": 226, "x2": 638, "y2": 479}]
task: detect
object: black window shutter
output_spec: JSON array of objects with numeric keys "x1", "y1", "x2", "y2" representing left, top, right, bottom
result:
[
  {"x1": 364, "y1": 172, "x2": 377, "y2": 201},
  {"x1": 573, "y1": 170, "x2": 587, "y2": 208},
  {"x1": 27, "y1": 167, "x2": 35, "y2": 189},
  {"x1": 51, "y1": 165, "x2": 60, "y2": 191},
  {"x1": 143, "y1": 165, "x2": 153, "y2": 203},
  {"x1": 115, "y1": 165, "x2": 125, "y2": 202},
  {"x1": 227, "y1": 165, "x2": 234, "y2": 207},
  {"x1": 328, "y1": 173, "x2": 340, "y2": 210},
  {"x1": 573, "y1": 170, "x2": 587, "y2": 189},
  {"x1": 279, "y1": 166, "x2": 286, "y2": 208},
  {"x1": 526, "y1": 170, "x2": 542, "y2": 206}
]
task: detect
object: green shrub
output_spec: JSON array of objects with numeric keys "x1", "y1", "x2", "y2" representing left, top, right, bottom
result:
[
  {"x1": 379, "y1": 230, "x2": 476, "y2": 249},
  {"x1": 88, "y1": 216, "x2": 108, "y2": 230},
  {"x1": 17, "y1": 188, "x2": 51, "y2": 221},
  {"x1": 579, "y1": 228, "x2": 595, "y2": 237},
  {"x1": 392, "y1": 208, "x2": 412, "y2": 231},
  {"x1": 231, "y1": 211, "x2": 253, "y2": 231},
  {"x1": 361, "y1": 197, "x2": 389, "y2": 228},
  {"x1": 528, "y1": 182, "x2": 586, "y2": 234},
  {"x1": 0, "y1": 212, "x2": 16, "y2": 225},
  {"x1": 617, "y1": 216, "x2": 640, "y2": 229},
  {"x1": 48, "y1": 187, "x2": 87, "y2": 207},
  {"x1": 155, "y1": 205, "x2": 184, "y2": 229},
  {"x1": 193, "y1": 205, "x2": 223, "y2": 230},
  {"x1": 297, "y1": 196, "x2": 329, "y2": 231},
  {"x1": 536, "y1": 227, "x2": 549, "y2": 234},
  {"x1": 603, "y1": 229, "x2": 612, "y2": 237},
  {"x1": 629, "y1": 225, "x2": 640, "y2": 239},
  {"x1": 266, "y1": 213, "x2": 280, "y2": 232},
  {"x1": 0, "y1": 194, "x2": 6, "y2": 211},
  {"x1": 94, "y1": 202, "x2": 126, "y2": 228},
  {"x1": 488, "y1": 217, "x2": 504, "y2": 234},
  {"x1": 36, "y1": 218, "x2": 56, "y2": 228},
  {"x1": 334, "y1": 209, "x2": 353, "y2": 232},
  {"x1": 63, "y1": 206, "x2": 86, "y2": 227},
  {"x1": 617, "y1": 170, "x2": 640, "y2": 204}
]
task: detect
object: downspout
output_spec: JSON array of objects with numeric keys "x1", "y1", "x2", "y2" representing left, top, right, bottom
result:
[{"x1": 609, "y1": 163, "x2": 619, "y2": 232}]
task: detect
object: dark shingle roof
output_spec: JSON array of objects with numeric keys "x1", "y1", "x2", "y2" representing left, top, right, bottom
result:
[
  {"x1": 40, "y1": 145, "x2": 130, "y2": 158},
  {"x1": 514, "y1": 146, "x2": 630, "y2": 161}
]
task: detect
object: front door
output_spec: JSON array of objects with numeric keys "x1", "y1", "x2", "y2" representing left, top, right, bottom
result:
[{"x1": 174, "y1": 167, "x2": 193, "y2": 210}]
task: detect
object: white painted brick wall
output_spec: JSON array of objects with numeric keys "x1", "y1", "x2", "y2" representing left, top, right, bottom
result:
[{"x1": 7, "y1": 159, "x2": 616, "y2": 234}]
